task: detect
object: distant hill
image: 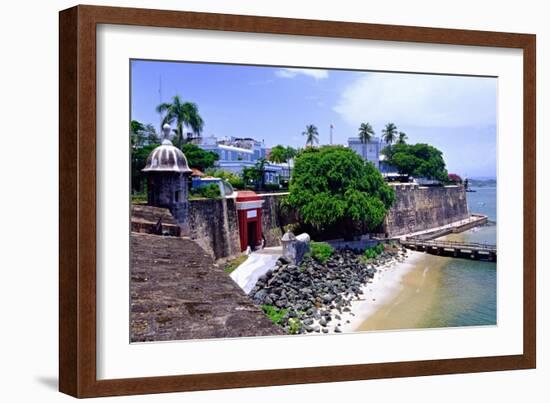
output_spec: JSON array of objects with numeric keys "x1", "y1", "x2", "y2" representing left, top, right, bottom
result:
[{"x1": 468, "y1": 178, "x2": 497, "y2": 188}]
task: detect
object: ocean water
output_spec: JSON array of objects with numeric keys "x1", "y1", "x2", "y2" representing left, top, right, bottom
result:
[
  {"x1": 422, "y1": 187, "x2": 497, "y2": 328},
  {"x1": 358, "y1": 187, "x2": 497, "y2": 331}
]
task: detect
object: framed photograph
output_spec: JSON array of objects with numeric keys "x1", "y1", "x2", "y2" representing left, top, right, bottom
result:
[{"x1": 59, "y1": 5, "x2": 536, "y2": 397}]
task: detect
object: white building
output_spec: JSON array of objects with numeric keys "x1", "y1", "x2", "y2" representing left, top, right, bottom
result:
[
  {"x1": 198, "y1": 135, "x2": 285, "y2": 185},
  {"x1": 347, "y1": 136, "x2": 388, "y2": 169}
]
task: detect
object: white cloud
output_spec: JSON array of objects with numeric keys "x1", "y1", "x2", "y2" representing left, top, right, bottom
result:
[
  {"x1": 333, "y1": 72, "x2": 496, "y2": 129},
  {"x1": 275, "y1": 68, "x2": 329, "y2": 80}
]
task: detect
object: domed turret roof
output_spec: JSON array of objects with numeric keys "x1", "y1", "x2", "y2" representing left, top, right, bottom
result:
[{"x1": 142, "y1": 139, "x2": 192, "y2": 173}]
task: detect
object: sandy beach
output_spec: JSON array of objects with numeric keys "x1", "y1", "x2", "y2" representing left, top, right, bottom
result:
[{"x1": 334, "y1": 250, "x2": 425, "y2": 332}]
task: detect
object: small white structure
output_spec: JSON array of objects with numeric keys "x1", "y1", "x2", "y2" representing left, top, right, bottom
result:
[{"x1": 281, "y1": 231, "x2": 311, "y2": 265}]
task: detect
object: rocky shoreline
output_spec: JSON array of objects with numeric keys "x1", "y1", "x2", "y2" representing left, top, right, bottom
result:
[{"x1": 247, "y1": 244, "x2": 409, "y2": 334}]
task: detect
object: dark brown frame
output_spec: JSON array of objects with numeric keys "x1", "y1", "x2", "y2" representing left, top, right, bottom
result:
[{"x1": 59, "y1": 4, "x2": 536, "y2": 398}]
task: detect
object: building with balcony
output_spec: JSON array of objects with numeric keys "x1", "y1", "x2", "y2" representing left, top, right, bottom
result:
[{"x1": 198, "y1": 135, "x2": 287, "y2": 185}]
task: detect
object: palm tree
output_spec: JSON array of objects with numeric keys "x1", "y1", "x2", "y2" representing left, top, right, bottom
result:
[
  {"x1": 382, "y1": 122, "x2": 398, "y2": 145},
  {"x1": 397, "y1": 131, "x2": 408, "y2": 145},
  {"x1": 358, "y1": 122, "x2": 375, "y2": 144},
  {"x1": 156, "y1": 95, "x2": 204, "y2": 147},
  {"x1": 302, "y1": 124, "x2": 319, "y2": 147}
]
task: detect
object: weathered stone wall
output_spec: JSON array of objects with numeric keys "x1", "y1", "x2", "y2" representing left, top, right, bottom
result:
[
  {"x1": 382, "y1": 184, "x2": 469, "y2": 236},
  {"x1": 188, "y1": 198, "x2": 241, "y2": 260},
  {"x1": 261, "y1": 194, "x2": 285, "y2": 247}
]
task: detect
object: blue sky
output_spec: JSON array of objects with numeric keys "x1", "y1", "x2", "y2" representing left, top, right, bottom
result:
[{"x1": 131, "y1": 60, "x2": 497, "y2": 178}]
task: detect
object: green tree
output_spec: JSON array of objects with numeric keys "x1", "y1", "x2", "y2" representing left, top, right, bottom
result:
[
  {"x1": 287, "y1": 146, "x2": 395, "y2": 237},
  {"x1": 268, "y1": 145, "x2": 288, "y2": 163},
  {"x1": 382, "y1": 123, "x2": 398, "y2": 145},
  {"x1": 131, "y1": 120, "x2": 159, "y2": 147},
  {"x1": 284, "y1": 146, "x2": 298, "y2": 160},
  {"x1": 382, "y1": 143, "x2": 448, "y2": 181},
  {"x1": 302, "y1": 124, "x2": 319, "y2": 147},
  {"x1": 156, "y1": 95, "x2": 204, "y2": 147},
  {"x1": 180, "y1": 143, "x2": 219, "y2": 171},
  {"x1": 358, "y1": 122, "x2": 375, "y2": 144},
  {"x1": 397, "y1": 131, "x2": 408, "y2": 144},
  {"x1": 242, "y1": 158, "x2": 267, "y2": 190},
  {"x1": 131, "y1": 143, "x2": 159, "y2": 193},
  {"x1": 268, "y1": 145, "x2": 298, "y2": 163}
]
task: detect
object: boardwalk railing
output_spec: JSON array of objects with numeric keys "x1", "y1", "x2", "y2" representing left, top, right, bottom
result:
[
  {"x1": 400, "y1": 238, "x2": 497, "y2": 261},
  {"x1": 403, "y1": 238, "x2": 496, "y2": 252}
]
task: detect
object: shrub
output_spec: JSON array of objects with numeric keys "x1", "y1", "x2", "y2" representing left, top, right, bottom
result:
[
  {"x1": 288, "y1": 317, "x2": 303, "y2": 334},
  {"x1": 447, "y1": 173, "x2": 463, "y2": 184},
  {"x1": 363, "y1": 243, "x2": 385, "y2": 260},
  {"x1": 191, "y1": 183, "x2": 221, "y2": 199},
  {"x1": 307, "y1": 242, "x2": 334, "y2": 263},
  {"x1": 205, "y1": 169, "x2": 245, "y2": 189},
  {"x1": 261, "y1": 305, "x2": 288, "y2": 325}
]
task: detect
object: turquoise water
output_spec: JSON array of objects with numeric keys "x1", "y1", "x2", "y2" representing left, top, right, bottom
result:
[{"x1": 420, "y1": 187, "x2": 497, "y2": 328}]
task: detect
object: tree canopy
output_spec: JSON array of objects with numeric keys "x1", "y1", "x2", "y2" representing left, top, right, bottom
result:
[
  {"x1": 242, "y1": 158, "x2": 267, "y2": 190},
  {"x1": 397, "y1": 131, "x2": 408, "y2": 144},
  {"x1": 358, "y1": 122, "x2": 375, "y2": 144},
  {"x1": 131, "y1": 143, "x2": 159, "y2": 193},
  {"x1": 302, "y1": 124, "x2": 319, "y2": 147},
  {"x1": 131, "y1": 120, "x2": 159, "y2": 147},
  {"x1": 268, "y1": 145, "x2": 298, "y2": 163},
  {"x1": 382, "y1": 143, "x2": 448, "y2": 181},
  {"x1": 157, "y1": 95, "x2": 204, "y2": 147},
  {"x1": 180, "y1": 143, "x2": 219, "y2": 171},
  {"x1": 382, "y1": 123, "x2": 398, "y2": 144},
  {"x1": 287, "y1": 146, "x2": 395, "y2": 236}
]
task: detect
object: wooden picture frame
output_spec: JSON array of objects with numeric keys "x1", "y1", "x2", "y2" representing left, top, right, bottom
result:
[{"x1": 59, "y1": 4, "x2": 536, "y2": 398}]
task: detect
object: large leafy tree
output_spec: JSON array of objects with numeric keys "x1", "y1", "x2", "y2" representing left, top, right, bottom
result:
[
  {"x1": 358, "y1": 122, "x2": 375, "y2": 144},
  {"x1": 382, "y1": 122, "x2": 398, "y2": 145},
  {"x1": 288, "y1": 146, "x2": 395, "y2": 237},
  {"x1": 156, "y1": 95, "x2": 204, "y2": 147},
  {"x1": 302, "y1": 124, "x2": 319, "y2": 147},
  {"x1": 180, "y1": 143, "x2": 219, "y2": 171},
  {"x1": 382, "y1": 143, "x2": 448, "y2": 181}
]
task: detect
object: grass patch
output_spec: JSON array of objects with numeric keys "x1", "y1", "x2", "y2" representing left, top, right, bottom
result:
[
  {"x1": 131, "y1": 193, "x2": 148, "y2": 204},
  {"x1": 306, "y1": 242, "x2": 334, "y2": 263},
  {"x1": 363, "y1": 243, "x2": 385, "y2": 260},
  {"x1": 223, "y1": 254, "x2": 248, "y2": 274},
  {"x1": 262, "y1": 305, "x2": 288, "y2": 325}
]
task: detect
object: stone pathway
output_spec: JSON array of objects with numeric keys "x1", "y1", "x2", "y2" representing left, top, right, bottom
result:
[{"x1": 131, "y1": 233, "x2": 283, "y2": 342}]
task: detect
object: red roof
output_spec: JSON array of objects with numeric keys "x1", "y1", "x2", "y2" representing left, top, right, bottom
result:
[{"x1": 236, "y1": 190, "x2": 261, "y2": 202}]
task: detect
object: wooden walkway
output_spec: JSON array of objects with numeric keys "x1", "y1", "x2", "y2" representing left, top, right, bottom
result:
[{"x1": 400, "y1": 238, "x2": 497, "y2": 262}]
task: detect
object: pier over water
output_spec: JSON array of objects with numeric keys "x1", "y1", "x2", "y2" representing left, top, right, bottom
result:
[{"x1": 400, "y1": 238, "x2": 497, "y2": 262}]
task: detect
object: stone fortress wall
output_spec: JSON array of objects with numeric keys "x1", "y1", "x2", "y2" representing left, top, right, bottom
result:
[
  {"x1": 187, "y1": 197, "x2": 242, "y2": 260},
  {"x1": 382, "y1": 184, "x2": 469, "y2": 236},
  {"x1": 187, "y1": 194, "x2": 287, "y2": 260},
  {"x1": 134, "y1": 184, "x2": 470, "y2": 261}
]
